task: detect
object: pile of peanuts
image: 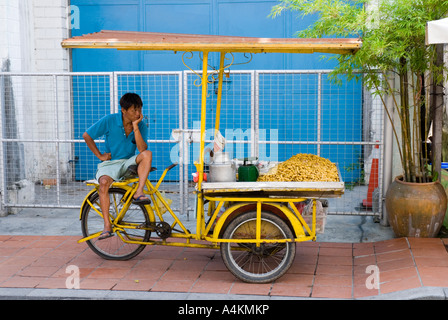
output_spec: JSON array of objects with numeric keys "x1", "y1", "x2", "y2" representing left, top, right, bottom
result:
[{"x1": 257, "y1": 154, "x2": 339, "y2": 182}]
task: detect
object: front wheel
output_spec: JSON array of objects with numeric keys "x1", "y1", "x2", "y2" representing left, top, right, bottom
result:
[
  {"x1": 81, "y1": 187, "x2": 152, "y2": 260},
  {"x1": 220, "y1": 211, "x2": 296, "y2": 283}
]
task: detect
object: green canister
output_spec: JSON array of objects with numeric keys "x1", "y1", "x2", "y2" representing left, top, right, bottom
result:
[{"x1": 238, "y1": 158, "x2": 259, "y2": 181}]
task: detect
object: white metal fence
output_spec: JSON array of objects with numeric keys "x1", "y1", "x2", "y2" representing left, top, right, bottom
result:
[{"x1": 0, "y1": 71, "x2": 383, "y2": 218}]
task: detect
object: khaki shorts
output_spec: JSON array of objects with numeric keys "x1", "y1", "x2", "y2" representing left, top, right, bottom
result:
[{"x1": 95, "y1": 155, "x2": 138, "y2": 181}]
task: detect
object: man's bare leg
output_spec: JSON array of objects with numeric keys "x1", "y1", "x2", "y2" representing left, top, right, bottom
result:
[
  {"x1": 98, "y1": 175, "x2": 114, "y2": 236},
  {"x1": 134, "y1": 150, "x2": 152, "y2": 200}
]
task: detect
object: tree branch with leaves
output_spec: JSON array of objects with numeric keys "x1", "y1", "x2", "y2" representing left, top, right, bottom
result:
[{"x1": 272, "y1": 0, "x2": 448, "y2": 182}]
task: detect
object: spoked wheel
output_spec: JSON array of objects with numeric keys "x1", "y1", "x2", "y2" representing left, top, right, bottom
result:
[
  {"x1": 220, "y1": 211, "x2": 296, "y2": 283},
  {"x1": 81, "y1": 187, "x2": 152, "y2": 260}
]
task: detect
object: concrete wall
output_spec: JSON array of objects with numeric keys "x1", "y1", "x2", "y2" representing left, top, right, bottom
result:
[
  {"x1": 0, "y1": 0, "x2": 71, "y2": 214},
  {"x1": 0, "y1": 0, "x2": 70, "y2": 73}
]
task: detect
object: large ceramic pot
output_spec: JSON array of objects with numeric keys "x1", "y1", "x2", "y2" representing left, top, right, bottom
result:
[{"x1": 385, "y1": 176, "x2": 447, "y2": 237}]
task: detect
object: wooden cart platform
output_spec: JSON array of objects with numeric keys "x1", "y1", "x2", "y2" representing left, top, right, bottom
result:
[{"x1": 202, "y1": 180, "x2": 344, "y2": 198}]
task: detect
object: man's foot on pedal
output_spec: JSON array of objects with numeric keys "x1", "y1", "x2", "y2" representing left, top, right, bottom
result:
[
  {"x1": 133, "y1": 195, "x2": 151, "y2": 205},
  {"x1": 98, "y1": 230, "x2": 114, "y2": 240}
]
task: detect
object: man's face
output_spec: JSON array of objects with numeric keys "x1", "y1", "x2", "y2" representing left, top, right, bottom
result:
[{"x1": 122, "y1": 105, "x2": 142, "y2": 122}]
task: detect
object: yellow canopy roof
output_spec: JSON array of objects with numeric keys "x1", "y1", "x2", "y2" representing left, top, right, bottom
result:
[{"x1": 61, "y1": 30, "x2": 361, "y2": 54}]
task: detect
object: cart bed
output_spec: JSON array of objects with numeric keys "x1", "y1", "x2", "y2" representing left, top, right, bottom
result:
[{"x1": 202, "y1": 181, "x2": 344, "y2": 198}]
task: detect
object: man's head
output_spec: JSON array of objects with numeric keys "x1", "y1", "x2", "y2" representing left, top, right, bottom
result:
[
  {"x1": 120, "y1": 93, "x2": 143, "y2": 111},
  {"x1": 120, "y1": 93, "x2": 143, "y2": 123}
]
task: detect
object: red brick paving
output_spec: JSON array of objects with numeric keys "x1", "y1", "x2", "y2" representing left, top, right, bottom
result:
[{"x1": 0, "y1": 235, "x2": 448, "y2": 298}]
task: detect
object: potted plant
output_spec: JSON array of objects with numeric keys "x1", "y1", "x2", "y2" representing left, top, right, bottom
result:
[{"x1": 271, "y1": 0, "x2": 448, "y2": 237}]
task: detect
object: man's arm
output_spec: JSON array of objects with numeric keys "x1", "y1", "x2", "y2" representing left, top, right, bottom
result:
[
  {"x1": 132, "y1": 114, "x2": 148, "y2": 153},
  {"x1": 82, "y1": 132, "x2": 111, "y2": 161}
]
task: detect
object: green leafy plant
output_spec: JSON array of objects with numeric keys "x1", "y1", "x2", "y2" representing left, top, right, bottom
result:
[{"x1": 272, "y1": 0, "x2": 448, "y2": 182}]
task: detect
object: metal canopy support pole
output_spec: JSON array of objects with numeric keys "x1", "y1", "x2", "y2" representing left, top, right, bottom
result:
[
  {"x1": 215, "y1": 53, "x2": 225, "y2": 133},
  {"x1": 196, "y1": 51, "x2": 209, "y2": 238},
  {"x1": 197, "y1": 52, "x2": 209, "y2": 188}
]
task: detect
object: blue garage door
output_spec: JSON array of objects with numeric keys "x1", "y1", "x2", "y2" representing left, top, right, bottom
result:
[
  {"x1": 71, "y1": 0, "x2": 331, "y2": 72},
  {"x1": 71, "y1": 0, "x2": 362, "y2": 182}
]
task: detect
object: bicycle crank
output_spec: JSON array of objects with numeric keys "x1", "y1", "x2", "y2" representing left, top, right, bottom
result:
[{"x1": 154, "y1": 221, "x2": 171, "y2": 239}]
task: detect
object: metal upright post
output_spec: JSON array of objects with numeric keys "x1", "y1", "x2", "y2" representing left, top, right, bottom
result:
[
  {"x1": 0, "y1": 74, "x2": 6, "y2": 215},
  {"x1": 53, "y1": 75, "x2": 61, "y2": 205},
  {"x1": 196, "y1": 51, "x2": 209, "y2": 238}
]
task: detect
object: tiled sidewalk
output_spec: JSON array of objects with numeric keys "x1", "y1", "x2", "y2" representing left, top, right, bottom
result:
[{"x1": 0, "y1": 235, "x2": 448, "y2": 299}]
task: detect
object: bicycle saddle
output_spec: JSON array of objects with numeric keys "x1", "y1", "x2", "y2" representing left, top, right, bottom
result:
[{"x1": 122, "y1": 164, "x2": 157, "y2": 180}]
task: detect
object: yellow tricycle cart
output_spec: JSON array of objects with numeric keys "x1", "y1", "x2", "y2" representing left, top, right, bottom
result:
[{"x1": 62, "y1": 31, "x2": 360, "y2": 283}]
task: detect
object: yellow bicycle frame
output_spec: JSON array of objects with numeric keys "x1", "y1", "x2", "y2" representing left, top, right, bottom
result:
[{"x1": 77, "y1": 51, "x2": 323, "y2": 247}]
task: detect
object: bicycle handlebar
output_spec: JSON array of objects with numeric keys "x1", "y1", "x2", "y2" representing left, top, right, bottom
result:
[
  {"x1": 166, "y1": 163, "x2": 178, "y2": 172},
  {"x1": 153, "y1": 163, "x2": 178, "y2": 191}
]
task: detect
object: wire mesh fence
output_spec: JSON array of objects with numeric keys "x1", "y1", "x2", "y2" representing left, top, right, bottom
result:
[{"x1": 0, "y1": 70, "x2": 383, "y2": 218}]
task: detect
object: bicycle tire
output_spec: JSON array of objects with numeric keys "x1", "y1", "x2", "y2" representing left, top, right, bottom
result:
[
  {"x1": 81, "y1": 187, "x2": 152, "y2": 260},
  {"x1": 220, "y1": 211, "x2": 296, "y2": 283}
]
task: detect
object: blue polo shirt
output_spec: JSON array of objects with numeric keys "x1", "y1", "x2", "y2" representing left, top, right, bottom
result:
[{"x1": 86, "y1": 113, "x2": 148, "y2": 161}]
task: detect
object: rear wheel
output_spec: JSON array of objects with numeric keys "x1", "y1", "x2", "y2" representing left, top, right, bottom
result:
[
  {"x1": 81, "y1": 187, "x2": 152, "y2": 260},
  {"x1": 220, "y1": 211, "x2": 296, "y2": 283}
]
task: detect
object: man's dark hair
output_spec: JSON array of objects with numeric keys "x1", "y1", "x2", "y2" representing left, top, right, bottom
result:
[{"x1": 120, "y1": 93, "x2": 143, "y2": 110}]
